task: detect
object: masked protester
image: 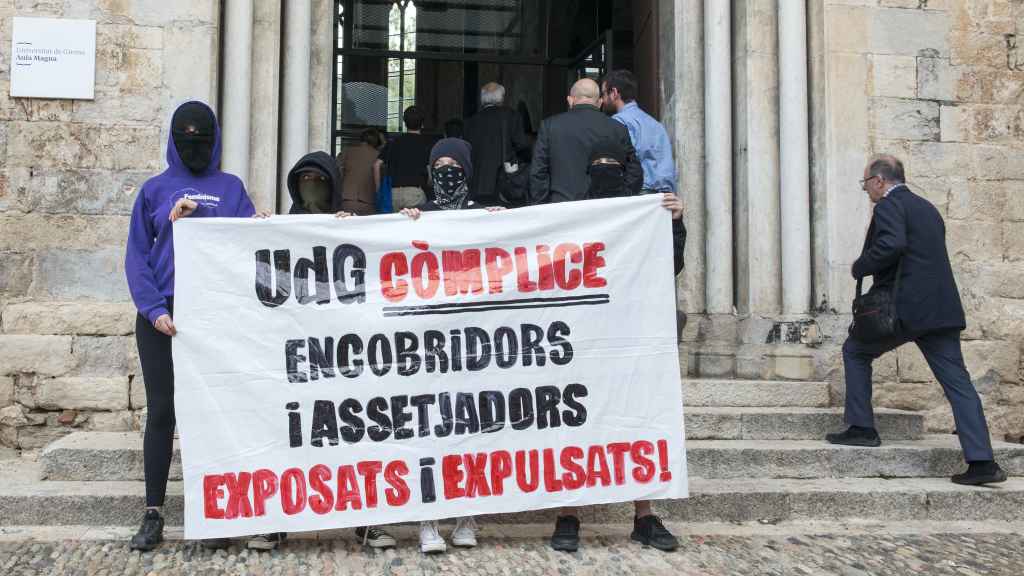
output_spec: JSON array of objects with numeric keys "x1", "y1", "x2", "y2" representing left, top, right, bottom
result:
[
  {"x1": 587, "y1": 139, "x2": 629, "y2": 199},
  {"x1": 397, "y1": 138, "x2": 502, "y2": 553},
  {"x1": 125, "y1": 101, "x2": 281, "y2": 553},
  {"x1": 287, "y1": 151, "x2": 341, "y2": 214}
]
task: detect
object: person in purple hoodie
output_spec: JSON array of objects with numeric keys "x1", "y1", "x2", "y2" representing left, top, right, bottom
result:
[{"x1": 125, "y1": 101, "x2": 274, "y2": 552}]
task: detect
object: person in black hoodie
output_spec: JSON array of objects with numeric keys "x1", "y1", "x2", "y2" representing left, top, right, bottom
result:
[
  {"x1": 287, "y1": 151, "x2": 343, "y2": 214},
  {"x1": 284, "y1": 151, "x2": 400, "y2": 550}
]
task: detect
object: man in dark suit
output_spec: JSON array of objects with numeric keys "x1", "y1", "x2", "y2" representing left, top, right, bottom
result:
[
  {"x1": 529, "y1": 78, "x2": 643, "y2": 204},
  {"x1": 826, "y1": 155, "x2": 1006, "y2": 486},
  {"x1": 463, "y1": 82, "x2": 531, "y2": 206}
]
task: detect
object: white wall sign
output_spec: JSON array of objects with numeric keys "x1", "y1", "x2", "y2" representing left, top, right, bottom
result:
[{"x1": 10, "y1": 17, "x2": 96, "y2": 100}]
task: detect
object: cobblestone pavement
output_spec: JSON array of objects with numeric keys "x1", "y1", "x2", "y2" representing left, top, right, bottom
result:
[{"x1": 1, "y1": 524, "x2": 1022, "y2": 576}]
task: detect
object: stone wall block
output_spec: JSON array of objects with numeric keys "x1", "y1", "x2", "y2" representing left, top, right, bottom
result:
[
  {"x1": 5, "y1": 122, "x2": 160, "y2": 171},
  {"x1": 0, "y1": 167, "x2": 146, "y2": 215},
  {"x1": 945, "y1": 220, "x2": 1004, "y2": 263},
  {"x1": 897, "y1": 346, "x2": 936, "y2": 383},
  {"x1": 917, "y1": 57, "x2": 959, "y2": 101},
  {"x1": 129, "y1": 376, "x2": 146, "y2": 410},
  {"x1": 86, "y1": 410, "x2": 134, "y2": 432},
  {"x1": 871, "y1": 97, "x2": 940, "y2": 141},
  {"x1": 871, "y1": 55, "x2": 917, "y2": 98},
  {"x1": 972, "y1": 145, "x2": 1024, "y2": 181},
  {"x1": 948, "y1": 181, "x2": 1007, "y2": 221},
  {"x1": 939, "y1": 104, "x2": 969, "y2": 142},
  {"x1": 950, "y1": 31, "x2": 1012, "y2": 67},
  {"x1": 1003, "y1": 222, "x2": 1024, "y2": 262},
  {"x1": 32, "y1": 248, "x2": 129, "y2": 301},
  {"x1": 34, "y1": 376, "x2": 129, "y2": 411},
  {"x1": 875, "y1": 381, "x2": 946, "y2": 412},
  {"x1": 2, "y1": 302, "x2": 135, "y2": 335},
  {"x1": 0, "y1": 252, "x2": 34, "y2": 299},
  {"x1": 970, "y1": 106, "x2": 1024, "y2": 144},
  {"x1": 870, "y1": 8, "x2": 950, "y2": 56},
  {"x1": 962, "y1": 340, "x2": 1020, "y2": 385},
  {"x1": 0, "y1": 214, "x2": 129, "y2": 250},
  {"x1": 0, "y1": 335, "x2": 74, "y2": 376},
  {"x1": 0, "y1": 376, "x2": 12, "y2": 407},
  {"x1": 72, "y1": 336, "x2": 134, "y2": 376}
]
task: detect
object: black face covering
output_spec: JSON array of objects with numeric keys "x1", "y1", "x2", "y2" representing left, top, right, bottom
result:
[
  {"x1": 172, "y1": 103, "x2": 217, "y2": 174},
  {"x1": 432, "y1": 164, "x2": 469, "y2": 210},
  {"x1": 588, "y1": 163, "x2": 626, "y2": 199}
]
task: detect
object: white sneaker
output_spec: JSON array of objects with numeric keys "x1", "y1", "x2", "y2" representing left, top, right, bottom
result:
[
  {"x1": 451, "y1": 516, "x2": 478, "y2": 547},
  {"x1": 419, "y1": 521, "x2": 447, "y2": 553}
]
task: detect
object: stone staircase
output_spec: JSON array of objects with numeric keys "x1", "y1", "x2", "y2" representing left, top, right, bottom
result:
[{"x1": 2, "y1": 378, "x2": 1023, "y2": 530}]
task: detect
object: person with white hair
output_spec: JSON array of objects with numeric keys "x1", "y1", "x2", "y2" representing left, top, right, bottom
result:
[{"x1": 463, "y1": 82, "x2": 532, "y2": 207}]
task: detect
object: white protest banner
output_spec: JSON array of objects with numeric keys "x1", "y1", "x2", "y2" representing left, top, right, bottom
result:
[{"x1": 173, "y1": 195, "x2": 687, "y2": 539}]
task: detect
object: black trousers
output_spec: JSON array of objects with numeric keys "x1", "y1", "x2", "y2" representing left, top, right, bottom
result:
[
  {"x1": 842, "y1": 328, "x2": 994, "y2": 462},
  {"x1": 135, "y1": 298, "x2": 175, "y2": 507}
]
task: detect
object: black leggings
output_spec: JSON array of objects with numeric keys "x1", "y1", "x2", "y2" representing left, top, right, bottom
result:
[{"x1": 135, "y1": 298, "x2": 175, "y2": 507}]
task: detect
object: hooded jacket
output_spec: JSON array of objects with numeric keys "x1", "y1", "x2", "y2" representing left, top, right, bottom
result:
[
  {"x1": 287, "y1": 151, "x2": 343, "y2": 215},
  {"x1": 125, "y1": 101, "x2": 256, "y2": 324}
]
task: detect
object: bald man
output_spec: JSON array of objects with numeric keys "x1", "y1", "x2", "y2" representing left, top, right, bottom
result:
[{"x1": 529, "y1": 78, "x2": 643, "y2": 204}]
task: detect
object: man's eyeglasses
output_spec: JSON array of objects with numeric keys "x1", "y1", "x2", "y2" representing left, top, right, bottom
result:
[{"x1": 859, "y1": 175, "x2": 879, "y2": 186}]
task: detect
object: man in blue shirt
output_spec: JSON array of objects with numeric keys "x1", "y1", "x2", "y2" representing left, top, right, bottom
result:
[
  {"x1": 601, "y1": 70, "x2": 688, "y2": 339},
  {"x1": 601, "y1": 69, "x2": 678, "y2": 194}
]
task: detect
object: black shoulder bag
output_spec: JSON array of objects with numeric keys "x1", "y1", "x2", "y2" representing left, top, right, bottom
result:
[
  {"x1": 850, "y1": 258, "x2": 903, "y2": 342},
  {"x1": 496, "y1": 113, "x2": 530, "y2": 207}
]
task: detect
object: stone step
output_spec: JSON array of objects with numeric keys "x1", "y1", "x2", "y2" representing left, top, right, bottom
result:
[
  {"x1": 686, "y1": 436, "x2": 1024, "y2": 479},
  {"x1": 4, "y1": 461, "x2": 1023, "y2": 526},
  {"x1": 41, "y1": 432, "x2": 1022, "y2": 483},
  {"x1": 685, "y1": 407, "x2": 924, "y2": 440},
  {"x1": 682, "y1": 379, "x2": 830, "y2": 407}
]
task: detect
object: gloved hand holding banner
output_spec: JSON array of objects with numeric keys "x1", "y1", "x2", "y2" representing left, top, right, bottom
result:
[{"x1": 172, "y1": 195, "x2": 688, "y2": 539}]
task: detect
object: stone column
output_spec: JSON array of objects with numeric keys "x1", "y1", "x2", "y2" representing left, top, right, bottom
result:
[
  {"x1": 779, "y1": 0, "x2": 812, "y2": 315},
  {"x1": 704, "y1": 0, "x2": 733, "y2": 314},
  {"x1": 248, "y1": 0, "x2": 282, "y2": 212},
  {"x1": 221, "y1": 0, "x2": 254, "y2": 188},
  {"x1": 279, "y1": 0, "x2": 312, "y2": 213},
  {"x1": 733, "y1": 0, "x2": 781, "y2": 316}
]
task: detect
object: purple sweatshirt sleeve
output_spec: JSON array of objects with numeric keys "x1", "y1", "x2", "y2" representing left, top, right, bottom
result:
[
  {"x1": 125, "y1": 189, "x2": 170, "y2": 324},
  {"x1": 235, "y1": 182, "x2": 256, "y2": 217}
]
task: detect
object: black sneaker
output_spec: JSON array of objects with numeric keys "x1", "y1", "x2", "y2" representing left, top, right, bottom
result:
[
  {"x1": 201, "y1": 538, "x2": 231, "y2": 550},
  {"x1": 631, "y1": 515, "x2": 679, "y2": 552},
  {"x1": 247, "y1": 533, "x2": 286, "y2": 551},
  {"x1": 354, "y1": 526, "x2": 397, "y2": 549},
  {"x1": 129, "y1": 509, "x2": 164, "y2": 552},
  {"x1": 952, "y1": 461, "x2": 1008, "y2": 486},
  {"x1": 550, "y1": 515, "x2": 580, "y2": 552},
  {"x1": 825, "y1": 426, "x2": 881, "y2": 447}
]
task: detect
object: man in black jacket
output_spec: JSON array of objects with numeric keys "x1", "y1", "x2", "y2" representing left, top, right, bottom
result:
[
  {"x1": 826, "y1": 155, "x2": 1006, "y2": 486},
  {"x1": 529, "y1": 78, "x2": 642, "y2": 204},
  {"x1": 463, "y1": 82, "x2": 531, "y2": 206}
]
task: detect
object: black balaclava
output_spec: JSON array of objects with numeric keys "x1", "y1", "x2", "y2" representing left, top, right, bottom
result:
[
  {"x1": 587, "y1": 138, "x2": 628, "y2": 199},
  {"x1": 431, "y1": 164, "x2": 469, "y2": 210},
  {"x1": 588, "y1": 162, "x2": 626, "y2": 199},
  {"x1": 172, "y1": 103, "x2": 217, "y2": 174},
  {"x1": 298, "y1": 168, "x2": 333, "y2": 214}
]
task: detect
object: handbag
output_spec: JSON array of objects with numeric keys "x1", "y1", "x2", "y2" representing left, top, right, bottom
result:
[
  {"x1": 496, "y1": 113, "x2": 530, "y2": 207},
  {"x1": 850, "y1": 258, "x2": 903, "y2": 342}
]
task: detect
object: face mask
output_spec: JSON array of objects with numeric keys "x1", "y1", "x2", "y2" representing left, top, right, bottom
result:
[
  {"x1": 299, "y1": 177, "x2": 333, "y2": 214},
  {"x1": 432, "y1": 164, "x2": 469, "y2": 210},
  {"x1": 588, "y1": 163, "x2": 626, "y2": 199},
  {"x1": 172, "y1": 103, "x2": 217, "y2": 174}
]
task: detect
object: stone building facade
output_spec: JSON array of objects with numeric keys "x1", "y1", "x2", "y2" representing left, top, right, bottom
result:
[{"x1": 1, "y1": 0, "x2": 1022, "y2": 451}]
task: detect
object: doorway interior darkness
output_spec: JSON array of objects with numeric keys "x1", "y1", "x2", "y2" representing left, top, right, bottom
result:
[{"x1": 331, "y1": 0, "x2": 660, "y2": 155}]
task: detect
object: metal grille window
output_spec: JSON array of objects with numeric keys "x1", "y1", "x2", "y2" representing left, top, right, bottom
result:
[{"x1": 387, "y1": 1, "x2": 417, "y2": 133}]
